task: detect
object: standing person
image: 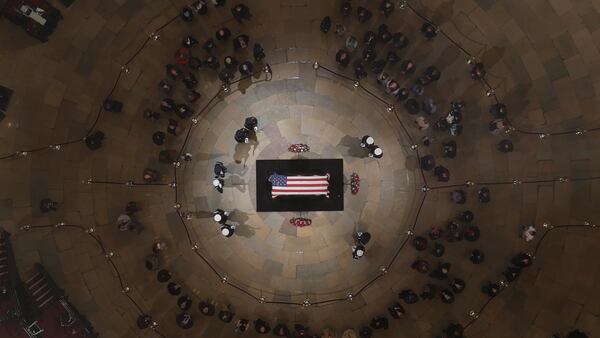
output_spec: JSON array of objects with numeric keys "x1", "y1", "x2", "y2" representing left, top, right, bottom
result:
[
  {"x1": 231, "y1": 3, "x2": 251, "y2": 23},
  {"x1": 352, "y1": 244, "x2": 365, "y2": 259},
  {"x1": 244, "y1": 116, "x2": 258, "y2": 132},
  {"x1": 512, "y1": 252, "x2": 533, "y2": 268},
  {"x1": 340, "y1": 1, "x2": 352, "y2": 16},
  {"x1": 176, "y1": 312, "x2": 193, "y2": 329},
  {"x1": 214, "y1": 161, "x2": 227, "y2": 177},
  {"x1": 434, "y1": 165, "x2": 450, "y2": 182},
  {"x1": 233, "y1": 34, "x2": 250, "y2": 50},
  {"x1": 521, "y1": 224, "x2": 536, "y2": 242},
  {"x1": 239, "y1": 61, "x2": 253, "y2": 75},
  {"x1": 478, "y1": 187, "x2": 491, "y2": 203},
  {"x1": 218, "y1": 305, "x2": 235, "y2": 323},
  {"x1": 368, "y1": 145, "x2": 383, "y2": 158},
  {"x1": 431, "y1": 242, "x2": 445, "y2": 257},
  {"x1": 234, "y1": 128, "x2": 250, "y2": 143},
  {"x1": 429, "y1": 262, "x2": 450, "y2": 280},
  {"x1": 85, "y1": 130, "x2": 105, "y2": 150},
  {"x1": 253, "y1": 43, "x2": 266, "y2": 62},
  {"x1": 213, "y1": 177, "x2": 224, "y2": 193},
  {"x1": 412, "y1": 236, "x2": 428, "y2": 251},
  {"x1": 399, "y1": 289, "x2": 419, "y2": 304},
  {"x1": 481, "y1": 282, "x2": 500, "y2": 297},
  {"x1": 336, "y1": 49, "x2": 351, "y2": 67},
  {"x1": 356, "y1": 6, "x2": 372, "y2": 23},
  {"x1": 411, "y1": 259, "x2": 430, "y2": 273},
  {"x1": 356, "y1": 231, "x2": 371, "y2": 245},
  {"x1": 220, "y1": 224, "x2": 236, "y2": 237},
  {"x1": 360, "y1": 135, "x2": 375, "y2": 148},
  {"x1": 177, "y1": 296, "x2": 193, "y2": 311},
  {"x1": 498, "y1": 139, "x2": 514, "y2": 152},
  {"x1": 152, "y1": 131, "x2": 166, "y2": 145},
  {"x1": 198, "y1": 300, "x2": 216, "y2": 316},
  {"x1": 167, "y1": 282, "x2": 182, "y2": 295},
  {"x1": 420, "y1": 22, "x2": 437, "y2": 39},
  {"x1": 370, "y1": 316, "x2": 389, "y2": 330},
  {"x1": 450, "y1": 190, "x2": 466, "y2": 204},
  {"x1": 420, "y1": 155, "x2": 436, "y2": 171},
  {"x1": 440, "y1": 289, "x2": 454, "y2": 304},
  {"x1": 167, "y1": 119, "x2": 178, "y2": 136},
  {"x1": 388, "y1": 303, "x2": 405, "y2": 319},
  {"x1": 320, "y1": 16, "x2": 332, "y2": 33},
  {"x1": 143, "y1": 168, "x2": 160, "y2": 183},
  {"x1": 443, "y1": 140, "x2": 457, "y2": 158},
  {"x1": 443, "y1": 323, "x2": 464, "y2": 338},
  {"x1": 213, "y1": 208, "x2": 229, "y2": 224},
  {"x1": 450, "y1": 278, "x2": 466, "y2": 293},
  {"x1": 180, "y1": 6, "x2": 194, "y2": 22},
  {"x1": 192, "y1": 0, "x2": 208, "y2": 14},
  {"x1": 470, "y1": 62, "x2": 486, "y2": 80},
  {"x1": 469, "y1": 249, "x2": 484, "y2": 264},
  {"x1": 254, "y1": 319, "x2": 271, "y2": 334},
  {"x1": 235, "y1": 319, "x2": 249, "y2": 332}
]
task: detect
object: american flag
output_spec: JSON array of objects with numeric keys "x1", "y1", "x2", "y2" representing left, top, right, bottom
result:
[{"x1": 269, "y1": 174, "x2": 330, "y2": 198}]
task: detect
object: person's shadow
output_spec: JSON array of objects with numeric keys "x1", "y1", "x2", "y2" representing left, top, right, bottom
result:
[
  {"x1": 230, "y1": 209, "x2": 257, "y2": 238},
  {"x1": 233, "y1": 143, "x2": 251, "y2": 166},
  {"x1": 338, "y1": 135, "x2": 367, "y2": 158},
  {"x1": 225, "y1": 174, "x2": 246, "y2": 192},
  {"x1": 237, "y1": 75, "x2": 252, "y2": 94}
]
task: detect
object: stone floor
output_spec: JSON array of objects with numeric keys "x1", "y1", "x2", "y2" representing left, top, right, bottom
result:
[{"x1": 1, "y1": 0, "x2": 600, "y2": 337}]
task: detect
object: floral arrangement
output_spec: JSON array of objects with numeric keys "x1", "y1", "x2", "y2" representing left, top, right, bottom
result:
[
  {"x1": 288, "y1": 144, "x2": 310, "y2": 153},
  {"x1": 290, "y1": 218, "x2": 312, "y2": 227},
  {"x1": 350, "y1": 172, "x2": 360, "y2": 195}
]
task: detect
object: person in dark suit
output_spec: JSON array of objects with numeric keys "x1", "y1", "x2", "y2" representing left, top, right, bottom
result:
[
  {"x1": 181, "y1": 6, "x2": 194, "y2": 22},
  {"x1": 231, "y1": 3, "x2": 251, "y2": 23},
  {"x1": 233, "y1": 34, "x2": 250, "y2": 50},
  {"x1": 199, "y1": 301, "x2": 215, "y2": 315},
  {"x1": 498, "y1": 139, "x2": 514, "y2": 152},
  {"x1": 85, "y1": 131, "x2": 105, "y2": 150},
  {"x1": 192, "y1": 1, "x2": 208, "y2": 14},
  {"x1": 213, "y1": 177, "x2": 224, "y2": 193},
  {"x1": 103, "y1": 99, "x2": 123, "y2": 112},
  {"x1": 176, "y1": 312, "x2": 193, "y2": 329},
  {"x1": 470, "y1": 249, "x2": 484, "y2": 264},
  {"x1": 336, "y1": 49, "x2": 351, "y2": 67},
  {"x1": 214, "y1": 161, "x2": 227, "y2": 177},
  {"x1": 442, "y1": 140, "x2": 457, "y2": 158},
  {"x1": 216, "y1": 27, "x2": 231, "y2": 41},
  {"x1": 253, "y1": 43, "x2": 266, "y2": 61},
  {"x1": 370, "y1": 316, "x2": 389, "y2": 330},
  {"x1": 420, "y1": 155, "x2": 436, "y2": 171},
  {"x1": 357, "y1": 6, "x2": 372, "y2": 23},
  {"x1": 152, "y1": 131, "x2": 166, "y2": 145},
  {"x1": 220, "y1": 224, "x2": 236, "y2": 237},
  {"x1": 213, "y1": 208, "x2": 229, "y2": 224},
  {"x1": 177, "y1": 296, "x2": 193, "y2": 310},
  {"x1": 254, "y1": 319, "x2": 271, "y2": 334},
  {"x1": 320, "y1": 16, "x2": 332, "y2": 33},
  {"x1": 434, "y1": 165, "x2": 450, "y2": 182},
  {"x1": 421, "y1": 22, "x2": 437, "y2": 39}
]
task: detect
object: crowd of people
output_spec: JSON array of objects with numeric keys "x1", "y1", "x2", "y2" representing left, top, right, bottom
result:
[{"x1": 124, "y1": 1, "x2": 581, "y2": 337}]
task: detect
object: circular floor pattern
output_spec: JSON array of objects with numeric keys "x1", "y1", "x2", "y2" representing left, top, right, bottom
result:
[{"x1": 177, "y1": 61, "x2": 419, "y2": 301}]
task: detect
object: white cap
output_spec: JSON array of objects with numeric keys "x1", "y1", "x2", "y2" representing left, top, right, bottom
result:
[
  {"x1": 374, "y1": 147, "x2": 383, "y2": 156},
  {"x1": 366, "y1": 136, "x2": 374, "y2": 145},
  {"x1": 356, "y1": 249, "x2": 364, "y2": 257},
  {"x1": 213, "y1": 179, "x2": 220, "y2": 187},
  {"x1": 221, "y1": 227, "x2": 231, "y2": 236},
  {"x1": 213, "y1": 214, "x2": 222, "y2": 222}
]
